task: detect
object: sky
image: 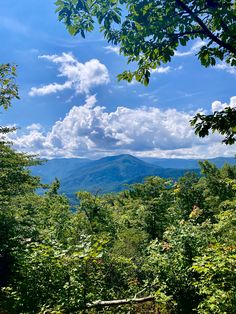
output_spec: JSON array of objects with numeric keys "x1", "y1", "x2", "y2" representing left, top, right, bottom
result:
[{"x1": 1, "y1": 0, "x2": 236, "y2": 159}]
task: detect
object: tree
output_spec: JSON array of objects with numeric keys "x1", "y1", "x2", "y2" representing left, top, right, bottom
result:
[
  {"x1": 55, "y1": 0, "x2": 236, "y2": 144},
  {"x1": 190, "y1": 106, "x2": 236, "y2": 145},
  {"x1": 0, "y1": 63, "x2": 42, "y2": 295},
  {"x1": 55, "y1": 0, "x2": 236, "y2": 84},
  {"x1": 141, "y1": 162, "x2": 236, "y2": 313},
  {"x1": 192, "y1": 244, "x2": 236, "y2": 314},
  {"x1": 0, "y1": 63, "x2": 40, "y2": 203},
  {"x1": 0, "y1": 63, "x2": 19, "y2": 110}
]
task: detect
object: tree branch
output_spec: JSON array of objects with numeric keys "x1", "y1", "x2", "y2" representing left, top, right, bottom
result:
[
  {"x1": 170, "y1": 30, "x2": 204, "y2": 38},
  {"x1": 86, "y1": 296, "x2": 155, "y2": 308},
  {"x1": 175, "y1": 0, "x2": 236, "y2": 55}
]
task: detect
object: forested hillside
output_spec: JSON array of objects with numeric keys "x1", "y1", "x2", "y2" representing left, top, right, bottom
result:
[
  {"x1": 31, "y1": 155, "x2": 236, "y2": 197},
  {"x1": 31, "y1": 155, "x2": 191, "y2": 196}
]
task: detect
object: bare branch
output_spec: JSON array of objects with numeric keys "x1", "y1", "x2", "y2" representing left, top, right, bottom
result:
[{"x1": 86, "y1": 296, "x2": 155, "y2": 308}]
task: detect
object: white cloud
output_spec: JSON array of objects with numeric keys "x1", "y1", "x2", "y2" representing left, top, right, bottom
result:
[
  {"x1": 138, "y1": 93, "x2": 150, "y2": 98},
  {"x1": 211, "y1": 96, "x2": 236, "y2": 112},
  {"x1": 135, "y1": 142, "x2": 236, "y2": 159},
  {"x1": 214, "y1": 62, "x2": 236, "y2": 75},
  {"x1": 175, "y1": 40, "x2": 206, "y2": 57},
  {"x1": 151, "y1": 66, "x2": 171, "y2": 74},
  {"x1": 29, "y1": 53, "x2": 110, "y2": 96},
  {"x1": 104, "y1": 46, "x2": 120, "y2": 54},
  {"x1": 26, "y1": 123, "x2": 43, "y2": 131},
  {"x1": 11, "y1": 96, "x2": 236, "y2": 159},
  {"x1": 29, "y1": 82, "x2": 72, "y2": 96},
  {"x1": 151, "y1": 65, "x2": 182, "y2": 75}
]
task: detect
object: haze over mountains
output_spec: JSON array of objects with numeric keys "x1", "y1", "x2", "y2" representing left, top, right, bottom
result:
[
  {"x1": 31, "y1": 154, "x2": 236, "y2": 198},
  {"x1": 141, "y1": 156, "x2": 236, "y2": 169}
]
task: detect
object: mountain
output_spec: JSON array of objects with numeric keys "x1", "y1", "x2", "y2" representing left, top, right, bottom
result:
[
  {"x1": 31, "y1": 157, "x2": 91, "y2": 183},
  {"x1": 141, "y1": 157, "x2": 236, "y2": 169},
  {"x1": 61, "y1": 154, "x2": 189, "y2": 194},
  {"x1": 31, "y1": 155, "x2": 236, "y2": 199},
  {"x1": 31, "y1": 154, "x2": 190, "y2": 197}
]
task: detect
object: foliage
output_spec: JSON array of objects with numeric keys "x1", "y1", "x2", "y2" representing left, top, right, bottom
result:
[
  {"x1": 2, "y1": 236, "x2": 109, "y2": 313},
  {"x1": 192, "y1": 244, "x2": 236, "y2": 314},
  {"x1": 116, "y1": 177, "x2": 176, "y2": 240},
  {"x1": 0, "y1": 131, "x2": 42, "y2": 291},
  {"x1": 0, "y1": 63, "x2": 19, "y2": 110},
  {"x1": 0, "y1": 141, "x2": 40, "y2": 202},
  {"x1": 0, "y1": 146, "x2": 236, "y2": 313},
  {"x1": 191, "y1": 106, "x2": 236, "y2": 144},
  {"x1": 55, "y1": 0, "x2": 236, "y2": 85},
  {"x1": 174, "y1": 172, "x2": 204, "y2": 219}
]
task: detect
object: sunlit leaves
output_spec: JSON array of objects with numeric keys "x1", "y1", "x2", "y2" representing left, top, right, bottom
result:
[{"x1": 192, "y1": 245, "x2": 236, "y2": 314}]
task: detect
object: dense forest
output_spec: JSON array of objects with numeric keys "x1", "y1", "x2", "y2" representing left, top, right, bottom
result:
[{"x1": 0, "y1": 131, "x2": 235, "y2": 313}]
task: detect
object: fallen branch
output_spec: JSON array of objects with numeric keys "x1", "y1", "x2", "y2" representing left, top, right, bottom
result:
[{"x1": 86, "y1": 296, "x2": 155, "y2": 308}]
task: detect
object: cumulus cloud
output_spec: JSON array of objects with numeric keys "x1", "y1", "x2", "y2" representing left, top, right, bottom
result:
[
  {"x1": 29, "y1": 53, "x2": 110, "y2": 96},
  {"x1": 214, "y1": 62, "x2": 236, "y2": 75},
  {"x1": 26, "y1": 123, "x2": 43, "y2": 131},
  {"x1": 10, "y1": 96, "x2": 236, "y2": 159},
  {"x1": 175, "y1": 40, "x2": 206, "y2": 57},
  {"x1": 211, "y1": 96, "x2": 236, "y2": 112}
]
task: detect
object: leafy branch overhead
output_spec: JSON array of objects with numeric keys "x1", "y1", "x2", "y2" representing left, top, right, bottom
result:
[
  {"x1": 56, "y1": 0, "x2": 236, "y2": 145},
  {"x1": 0, "y1": 64, "x2": 19, "y2": 110},
  {"x1": 191, "y1": 107, "x2": 236, "y2": 145},
  {"x1": 55, "y1": 0, "x2": 236, "y2": 85}
]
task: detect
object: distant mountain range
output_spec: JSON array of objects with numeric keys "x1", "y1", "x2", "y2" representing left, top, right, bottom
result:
[
  {"x1": 31, "y1": 154, "x2": 235, "y2": 198},
  {"x1": 141, "y1": 156, "x2": 236, "y2": 169}
]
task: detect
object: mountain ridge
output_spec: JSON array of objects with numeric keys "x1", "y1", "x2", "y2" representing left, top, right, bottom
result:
[
  {"x1": 141, "y1": 156, "x2": 236, "y2": 169},
  {"x1": 31, "y1": 155, "x2": 235, "y2": 198}
]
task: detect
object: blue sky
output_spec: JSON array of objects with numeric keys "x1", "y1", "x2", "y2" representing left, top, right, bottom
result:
[{"x1": 1, "y1": 0, "x2": 236, "y2": 159}]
